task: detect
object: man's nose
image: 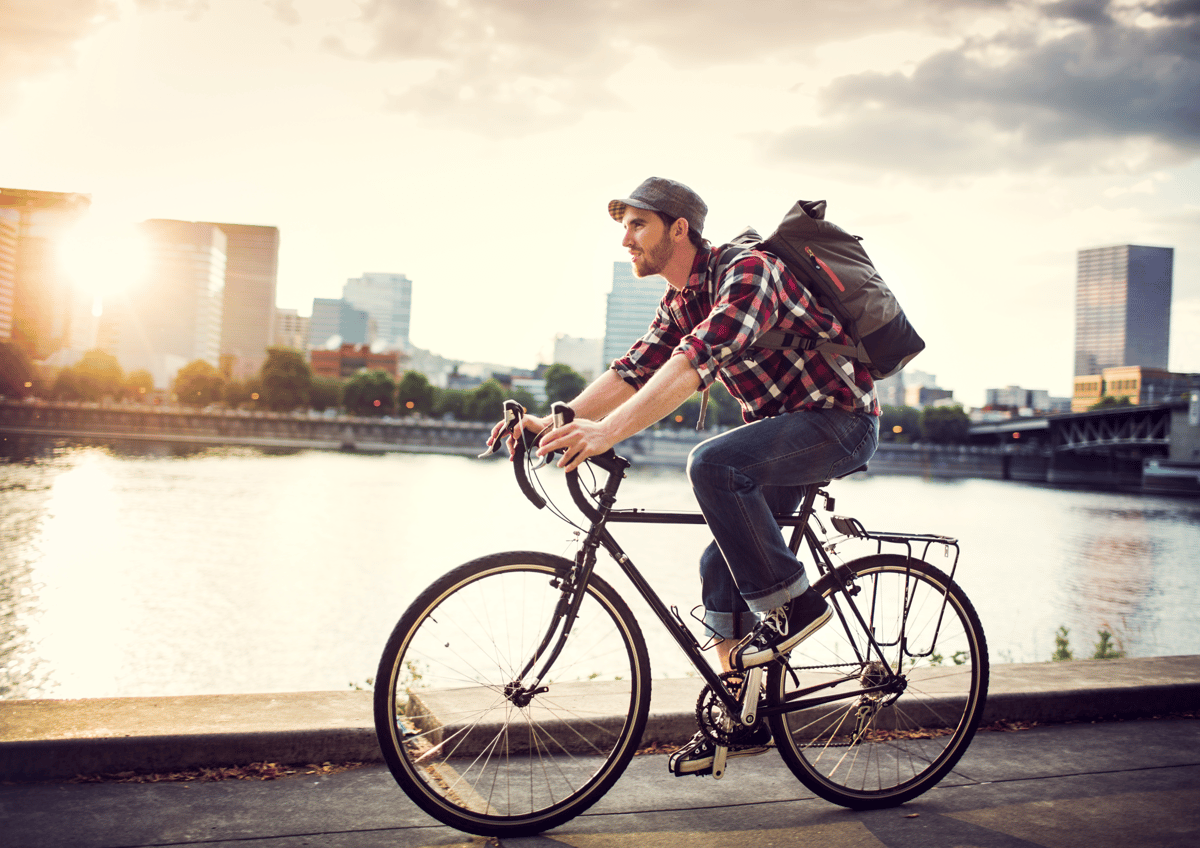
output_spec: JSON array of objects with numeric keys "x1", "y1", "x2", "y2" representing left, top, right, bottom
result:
[{"x1": 621, "y1": 227, "x2": 634, "y2": 248}]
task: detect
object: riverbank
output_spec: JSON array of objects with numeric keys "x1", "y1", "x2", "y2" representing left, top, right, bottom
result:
[{"x1": 3, "y1": 656, "x2": 1199, "y2": 782}]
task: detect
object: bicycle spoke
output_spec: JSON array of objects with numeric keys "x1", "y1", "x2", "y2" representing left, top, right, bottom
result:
[{"x1": 770, "y1": 554, "x2": 988, "y2": 809}]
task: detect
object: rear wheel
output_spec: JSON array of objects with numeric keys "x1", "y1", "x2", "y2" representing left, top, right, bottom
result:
[
  {"x1": 374, "y1": 551, "x2": 652, "y2": 837},
  {"x1": 768, "y1": 554, "x2": 988, "y2": 808}
]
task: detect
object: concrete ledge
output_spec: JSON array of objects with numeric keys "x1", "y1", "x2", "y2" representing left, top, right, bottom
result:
[{"x1": 3, "y1": 657, "x2": 1199, "y2": 783}]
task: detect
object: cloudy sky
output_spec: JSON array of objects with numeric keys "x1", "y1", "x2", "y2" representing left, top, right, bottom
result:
[{"x1": 2, "y1": 0, "x2": 1197, "y2": 407}]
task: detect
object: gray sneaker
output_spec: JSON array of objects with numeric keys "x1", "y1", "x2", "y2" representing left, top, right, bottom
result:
[{"x1": 730, "y1": 589, "x2": 832, "y2": 669}]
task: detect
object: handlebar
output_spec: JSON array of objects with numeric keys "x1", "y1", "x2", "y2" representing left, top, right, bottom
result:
[{"x1": 483, "y1": 400, "x2": 629, "y2": 522}]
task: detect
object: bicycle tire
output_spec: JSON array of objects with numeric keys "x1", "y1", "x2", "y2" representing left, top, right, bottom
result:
[
  {"x1": 768, "y1": 553, "x2": 989, "y2": 809},
  {"x1": 374, "y1": 551, "x2": 652, "y2": 837}
]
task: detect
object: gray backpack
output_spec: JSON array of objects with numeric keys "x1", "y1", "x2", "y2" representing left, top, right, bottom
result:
[{"x1": 722, "y1": 199, "x2": 925, "y2": 380}]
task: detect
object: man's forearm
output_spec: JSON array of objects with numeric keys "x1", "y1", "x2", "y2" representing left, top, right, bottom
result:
[
  {"x1": 567, "y1": 368, "x2": 637, "y2": 421},
  {"x1": 599, "y1": 354, "x2": 700, "y2": 443}
]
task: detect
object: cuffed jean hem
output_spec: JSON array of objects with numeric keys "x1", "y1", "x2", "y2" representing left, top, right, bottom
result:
[{"x1": 741, "y1": 572, "x2": 812, "y2": 615}]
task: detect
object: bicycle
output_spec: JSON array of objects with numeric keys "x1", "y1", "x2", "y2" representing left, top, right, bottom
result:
[{"x1": 374, "y1": 401, "x2": 989, "y2": 837}]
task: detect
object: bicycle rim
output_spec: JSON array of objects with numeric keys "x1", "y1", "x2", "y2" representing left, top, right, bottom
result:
[
  {"x1": 769, "y1": 554, "x2": 989, "y2": 808},
  {"x1": 374, "y1": 551, "x2": 651, "y2": 837}
]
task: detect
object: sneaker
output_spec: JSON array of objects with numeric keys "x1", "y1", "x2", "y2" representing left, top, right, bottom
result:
[
  {"x1": 668, "y1": 723, "x2": 772, "y2": 777},
  {"x1": 730, "y1": 589, "x2": 832, "y2": 669}
]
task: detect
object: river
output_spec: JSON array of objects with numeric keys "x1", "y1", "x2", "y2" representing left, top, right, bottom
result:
[{"x1": 2, "y1": 437, "x2": 1198, "y2": 701}]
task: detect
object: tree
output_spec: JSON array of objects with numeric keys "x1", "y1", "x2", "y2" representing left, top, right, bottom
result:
[
  {"x1": 259, "y1": 348, "x2": 312, "y2": 412},
  {"x1": 543, "y1": 363, "x2": 586, "y2": 408},
  {"x1": 511, "y1": 386, "x2": 539, "y2": 417},
  {"x1": 433, "y1": 388, "x2": 469, "y2": 421},
  {"x1": 75, "y1": 349, "x2": 123, "y2": 401},
  {"x1": 466, "y1": 378, "x2": 507, "y2": 422},
  {"x1": 881, "y1": 406, "x2": 921, "y2": 443},
  {"x1": 0, "y1": 340, "x2": 35, "y2": 398},
  {"x1": 343, "y1": 370, "x2": 396, "y2": 416},
  {"x1": 174, "y1": 359, "x2": 225, "y2": 407},
  {"x1": 223, "y1": 378, "x2": 253, "y2": 408},
  {"x1": 309, "y1": 378, "x2": 341, "y2": 413},
  {"x1": 51, "y1": 368, "x2": 83, "y2": 401},
  {"x1": 396, "y1": 370, "x2": 435, "y2": 416},
  {"x1": 919, "y1": 405, "x2": 970, "y2": 444},
  {"x1": 1091, "y1": 395, "x2": 1133, "y2": 410},
  {"x1": 124, "y1": 369, "x2": 155, "y2": 402}
]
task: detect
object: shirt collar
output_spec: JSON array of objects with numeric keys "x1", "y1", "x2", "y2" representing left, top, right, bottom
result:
[{"x1": 683, "y1": 243, "x2": 719, "y2": 295}]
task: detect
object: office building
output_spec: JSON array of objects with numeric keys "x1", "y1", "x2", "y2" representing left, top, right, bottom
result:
[
  {"x1": 309, "y1": 297, "x2": 370, "y2": 348},
  {"x1": 98, "y1": 220, "x2": 226, "y2": 388},
  {"x1": 1074, "y1": 245, "x2": 1173, "y2": 377},
  {"x1": 552, "y1": 333, "x2": 603, "y2": 381},
  {"x1": 274, "y1": 308, "x2": 310, "y2": 350},
  {"x1": 0, "y1": 207, "x2": 17, "y2": 341},
  {"x1": 984, "y1": 386, "x2": 1071, "y2": 415},
  {"x1": 602, "y1": 261, "x2": 665, "y2": 367},
  {"x1": 211, "y1": 223, "x2": 279, "y2": 380},
  {"x1": 343, "y1": 272, "x2": 412, "y2": 350},
  {"x1": 1072, "y1": 366, "x2": 1200, "y2": 413},
  {"x1": 310, "y1": 342, "x2": 399, "y2": 380},
  {"x1": 0, "y1": 187, "x2": 91, "y2": 356}
]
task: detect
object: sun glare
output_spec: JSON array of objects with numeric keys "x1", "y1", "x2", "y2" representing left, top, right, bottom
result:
[{"x1": 60, "y1": 217, "x2": 151, "y2": 314}]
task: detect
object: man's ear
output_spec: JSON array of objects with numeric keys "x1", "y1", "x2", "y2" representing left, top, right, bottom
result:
[{"x1": 673, "y1": 218, "x2": 689, "y2": 242}]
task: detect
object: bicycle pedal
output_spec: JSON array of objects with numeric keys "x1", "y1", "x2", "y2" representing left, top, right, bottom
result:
[{"x1": 711, "y1": 743, "x2": 728, "y2": 780}]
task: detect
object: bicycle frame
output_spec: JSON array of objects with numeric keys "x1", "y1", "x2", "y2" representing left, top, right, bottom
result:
[{"x1": 512, "y1": 435, "x2": 961, "y2": 724}]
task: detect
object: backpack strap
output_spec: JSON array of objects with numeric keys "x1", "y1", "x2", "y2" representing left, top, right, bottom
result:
[{"x1": 755, "y1": 329, "x2": 859, "y2": 362}]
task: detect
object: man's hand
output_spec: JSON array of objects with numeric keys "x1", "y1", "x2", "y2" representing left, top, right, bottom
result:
[
  {"x1": 536, "y1": 417, "x2": 617, "y2": 472},
  {"x1": 486, "y1": 413, "x2": 551, "y2": 460}
]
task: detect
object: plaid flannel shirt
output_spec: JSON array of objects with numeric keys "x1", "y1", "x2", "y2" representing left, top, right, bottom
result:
[{"x1": 611, "y1": 242, "x2": 879, "y2": 423}]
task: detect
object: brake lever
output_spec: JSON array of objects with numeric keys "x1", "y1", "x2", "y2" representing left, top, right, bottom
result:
[{"x1": 477, "y1": 400, "x2": 527, "y2": 458}]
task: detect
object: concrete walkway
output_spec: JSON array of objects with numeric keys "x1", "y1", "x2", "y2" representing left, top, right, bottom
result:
[
  {"x1": 3, "y1": 713, "x2": 1199, "y2": 847},
  {"x1": 3, "y1": 656, "x2": 1199, "y2": 782}
]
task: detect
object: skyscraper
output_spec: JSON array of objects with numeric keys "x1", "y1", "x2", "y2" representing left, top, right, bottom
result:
[
  {"x1": 210, "y1": 223, "x2": 279, "y2": 380},
  {"x1": 602, "y1": 261, "x2": 665, "y2": 367},
  {"x1": 308, "y1": 297, "x2": 370, "y2": 348},
  {"x1": 100, "y1": 220, "x2": 226, "y2": 387},
  {"x1": 0, "y1": 187, "x2": 91, "y2": 356},
  {"x1": 343, "y1": 272, "x2": 412, "y2": 350},
  {"x1": 1074, "y1": 245, "x2": 1173, "y2": 377}
]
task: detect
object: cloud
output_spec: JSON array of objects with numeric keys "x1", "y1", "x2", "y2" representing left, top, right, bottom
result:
[
  {"x1": 768, "y1": 0, "x2": 1200, "y2": 176},
  {"x1": 0, "y1": 0, "x2": 118, "y2": 111},
  {"x1": 332, "y1": 0, "x2": 991, "y2": 135}
]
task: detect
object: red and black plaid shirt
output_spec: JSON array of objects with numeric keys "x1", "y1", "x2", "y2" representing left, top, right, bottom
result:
[{"x1": 612, "y1": 243, "x2": 879, "y2": 423}]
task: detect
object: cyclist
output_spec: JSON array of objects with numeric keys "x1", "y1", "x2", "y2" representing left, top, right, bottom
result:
[{"x1": 489, "y1": 176, "x2": 879, "y2": 774}]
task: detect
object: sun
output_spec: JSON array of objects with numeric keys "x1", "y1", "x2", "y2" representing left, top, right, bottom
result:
[{"x1": 59, "y1": 215, "x2": 150, "y2": 315}]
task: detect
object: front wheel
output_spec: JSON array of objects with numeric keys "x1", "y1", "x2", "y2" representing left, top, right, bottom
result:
[
  {"x1": 768, "y1": 554, "x2": 989, "y2": 809},
  {"x1": 374, "y1": 551, "x2": 652, "y2": 837}
]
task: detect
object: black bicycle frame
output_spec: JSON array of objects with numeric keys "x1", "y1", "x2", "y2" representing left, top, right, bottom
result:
[{"x1": 516, "y1": 455, "x2": 913, "y2": 721}]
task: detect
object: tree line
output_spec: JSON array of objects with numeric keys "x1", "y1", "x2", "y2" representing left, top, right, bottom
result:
[{"x1": 1, "y1": 340, "x2": 973, "y2": 440}]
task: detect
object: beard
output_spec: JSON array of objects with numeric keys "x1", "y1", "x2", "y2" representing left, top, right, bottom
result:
[{"x1": 631, "y1": 229, "x2": 674, "y2": 278}]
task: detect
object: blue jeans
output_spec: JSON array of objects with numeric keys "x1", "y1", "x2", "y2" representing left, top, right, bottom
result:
[{"x1": 686, "y1": 407, "x2": 879, "y2": 641}]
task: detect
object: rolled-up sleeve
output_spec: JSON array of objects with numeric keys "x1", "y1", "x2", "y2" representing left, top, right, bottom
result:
[{"x1": 610, "y1": 300, "x2": 681, "y2": 390}]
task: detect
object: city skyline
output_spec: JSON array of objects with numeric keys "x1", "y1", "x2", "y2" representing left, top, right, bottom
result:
[{"x1": 1, "y1": 1, "x2": 1197, "y2": 408}]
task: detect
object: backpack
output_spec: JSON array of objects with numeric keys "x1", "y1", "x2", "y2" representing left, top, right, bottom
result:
[{"x1": 723, "y1": 199, "x2": 925, "y2": 380}]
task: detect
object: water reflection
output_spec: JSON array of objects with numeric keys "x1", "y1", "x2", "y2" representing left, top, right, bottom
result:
[{"x1": 2, "y1": 438, "x2": 1198, "y2": 700}]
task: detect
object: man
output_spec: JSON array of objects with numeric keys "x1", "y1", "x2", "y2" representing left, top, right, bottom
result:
[{"x1": 490, "y1": 176, "x2": 879, "y2": 774}]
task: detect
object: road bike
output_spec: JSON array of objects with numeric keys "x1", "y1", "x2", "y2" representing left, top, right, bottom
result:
[{"x1": 374, "y1": 401, "x2": 989, "y2": 837}]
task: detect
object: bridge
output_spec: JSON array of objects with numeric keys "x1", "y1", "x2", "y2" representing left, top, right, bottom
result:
[
  {"x1": 3, "y1": 398, "x2": 1198, "y2": 494},
  {"x1": 968, "y1": 398, "x2": 1199, "y2": 492}
]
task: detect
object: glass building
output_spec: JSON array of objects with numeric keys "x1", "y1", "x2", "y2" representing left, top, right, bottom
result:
[
  {"x1": 210, "y1": 223, "x2": 279, "y2": 380},
  {"x1": 601, "y1": 261, "x2": 666, "y2": 368},
  {"x1": 1074, "y1": 245, "x2": 1173, "y2": 377},
  {"x1": 342, "y1": 272, "x2": 412, "y2": 350}
]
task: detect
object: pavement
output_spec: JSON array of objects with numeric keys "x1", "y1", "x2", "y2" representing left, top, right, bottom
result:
[{"x1": 2, "y1": 656, "x2": 1200, "y2": 847}]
